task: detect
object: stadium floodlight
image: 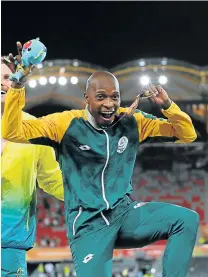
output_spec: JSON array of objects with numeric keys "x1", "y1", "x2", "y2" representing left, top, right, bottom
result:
[
  {"x1": 36, "y1": 63, "x2": 43, "y2": 69},
  {"x1": 39, "y1": 77, "x2": 48, "y2": 85},
  {"x1": 151, "y1": 268, "x2": 156, "y2": 274},
  {"x1": 161, "y1": 58, "x2": 168, "y2": 65},
  {"x1": 70, "y1": 76, "x2": 78, "y2": 85},
  {"x1": 49, "y1": 76, "x2": 57, "y2": 84},
  {"x1": 140, "y1": 75, "x2": 150, "y2": 86},
  {"x1": 158, "y1": 75, "x2": 168, "y2": 85},
  {"x1": 73, "y1": 61, "x2": 79, "y2": 67},
  {"x1": 28, "y1": 80, "x2": 37, "y2": 88},
  {"x1": 58, "y1": 77, "x2": 67, "y2": 86},
  {"x1": 139, "y1": 59, "x2": 145, "y2": 66}
]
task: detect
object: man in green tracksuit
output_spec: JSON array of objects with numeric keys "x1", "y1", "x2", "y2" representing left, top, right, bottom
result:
[{"x1": 2, "y1": 46, "x2": 199, "y2": 277}]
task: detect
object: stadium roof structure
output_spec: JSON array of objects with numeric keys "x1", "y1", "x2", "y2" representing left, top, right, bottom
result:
[
  {"x1": 25, "y1": 57, "x2": 208, "y2": 109},
  {"x1": 24, "y1": 58, "x2": 208, "y2": 131}
]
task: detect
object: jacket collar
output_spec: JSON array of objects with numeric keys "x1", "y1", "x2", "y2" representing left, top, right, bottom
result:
[{"x1": 85, "y1": 106, "x2": 103, "y2": 130}]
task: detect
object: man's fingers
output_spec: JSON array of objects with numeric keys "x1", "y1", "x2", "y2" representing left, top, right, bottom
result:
[
  {"x1": 148, "y1": 84, "x2": 158, "y2": 97},
  {"x1": 8, "y1": 53, "x2": 23, "y2": 73},
  {"x1": 151, "y1": 95, "x2": 158, "y2": 101},
  {"x1": 16, "y1": 41, "x2": 22, "y2": 56},
  {"x1": 156, "y1": 85, "x2": 166, "y2": 95},
  {"x1": 148, "y1": 95, "x2": 157, "y2": 103},
  {"x1": 16, "y1": 55, "x2": 22, "y2": 64},
  {"x1": 9, "y1": 53, "x2": 21, "y2": 64},
  {"x1": 156, "y1": 85, "x2": 169, "y2": 100},
  {"x1": 8, "y1": 53, "x2": 15, "y2": 63},
  {"x1": 5, "y1": 54, "x2": 16, "y2": 73}
]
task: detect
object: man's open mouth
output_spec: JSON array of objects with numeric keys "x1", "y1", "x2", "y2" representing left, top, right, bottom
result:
[{"x1": 100, "y1": 111, "x2": 115, "y2": 119}]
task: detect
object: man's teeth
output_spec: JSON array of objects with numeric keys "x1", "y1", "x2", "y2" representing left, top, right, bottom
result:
[{"x1": 101, "y1": 111, "x2": 114, "y2": 118}]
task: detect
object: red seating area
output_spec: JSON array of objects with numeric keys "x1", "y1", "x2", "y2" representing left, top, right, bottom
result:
[
  {"x1": 36, "y1": 189, "x2": 67, "y2": 247},
  {"x1": 132, "y1": 169, "x2": 206, "y2": 221}
]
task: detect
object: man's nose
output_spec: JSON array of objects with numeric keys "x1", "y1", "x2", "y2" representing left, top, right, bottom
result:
[{"x1": 103, "y1": 98, "x2": 114, "y2": 108}]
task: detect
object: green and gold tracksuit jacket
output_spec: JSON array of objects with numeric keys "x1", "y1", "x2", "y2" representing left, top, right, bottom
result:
[{"x1": 2, "y1": 87, "x2": 197, "y2": 239}]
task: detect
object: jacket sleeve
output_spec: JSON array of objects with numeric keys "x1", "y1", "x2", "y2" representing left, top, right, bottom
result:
[
  {"x1": 133, "y1": 102, "x2": 197, "y2": 143},
  {"x1": 37, "y1": 145, "x2": 64, "y2": 201},
  {"x1": 2, "y1": 87, "x2": 75, "y2": 145}
]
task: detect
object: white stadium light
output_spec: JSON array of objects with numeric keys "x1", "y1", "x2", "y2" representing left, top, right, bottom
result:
[
  {"x1": 73, "y1": 61, "x2": 79, "y2": 67},
  {"x1": 58, "y1": 77, "x2": 67, "y2": 86},
  {"x1": 151, "y1": 268, "x2": 156, "y2": 274},
  {"x1": 158, "y1": 75, "x2": 168, "y2": 85},
  {"x1": 49, "y1": 76, "x2": 57, "y2": 84},
  {"x1": 70, "y1": 76, "x2": 78, "y2": 85},
  {"x1": 161, "y1": 58, "x2": 168, "y2": 65},
  {"x1": 48, "y1": 62, "x2": 53, "y2": 67},
  {"x1": 36, "y1": 63, "x2": 43, "y2": 69},
  {"x1": 140, "y1": 75, "x2": 150, "y2": 86},
  {"x1": 139, "y1": 59, "x2": 145, "y2": 66},
  {"x1": 39, "y1": 77, "x2": 48, "y2": 85},
  {"x1": 28, "y1": 80, "x2": 37, "y2": 88}
]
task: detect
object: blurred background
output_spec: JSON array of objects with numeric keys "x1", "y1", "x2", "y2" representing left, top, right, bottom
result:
[{"x1": 2, "y1": 1, "x2": 208, "y2": 277}]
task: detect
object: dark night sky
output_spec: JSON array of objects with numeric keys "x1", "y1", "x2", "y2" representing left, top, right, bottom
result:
[{"x1": 2, "y1": 1, "x2": 208, "y2": 68}]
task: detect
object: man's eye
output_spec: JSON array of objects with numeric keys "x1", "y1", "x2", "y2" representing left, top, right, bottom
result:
[
  {"x1": 4, "y1": 75, "x2": 10, "y2": 80},
  {"x1": 113, "y1": 95, "x2": 119, "y2": 100},
  {"x1": 97, "y1": 95, "x2": 105, "y2": 100}
]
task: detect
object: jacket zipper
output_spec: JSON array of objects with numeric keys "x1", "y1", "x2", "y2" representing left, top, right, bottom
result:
[
  {"x1": 72, "y1": 207, "x2": 82, "y2": 235},
  {"x1": 101, "y1": 130, "x2": 110, "y2": 210}
]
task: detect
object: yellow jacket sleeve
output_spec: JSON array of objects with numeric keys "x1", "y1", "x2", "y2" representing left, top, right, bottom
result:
[
  {"x1": 2, "y1": 87, "x2": 78, "y2": 144},
  {"x1": 37, "y1": 145, "x2": 64, "y2": 201},
  {"x1": 132, "y1": 102, "x2": 197, "y2": 143}
]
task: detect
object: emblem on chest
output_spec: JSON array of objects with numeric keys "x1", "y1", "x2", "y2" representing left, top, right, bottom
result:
[{"x1": 117, "y1": 136, "x2": 128, "y2": 153}]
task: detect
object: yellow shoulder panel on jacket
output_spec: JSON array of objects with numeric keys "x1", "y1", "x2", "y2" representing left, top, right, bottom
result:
[
  {"x1": 26, "y1": 109, "x2": 85, "y2": 144},
  {"x1": 2, "y1": 86, "x2": 85, "y2": 144}
]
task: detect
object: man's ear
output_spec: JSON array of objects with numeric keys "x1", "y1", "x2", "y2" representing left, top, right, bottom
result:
[{"x1": 84, "y1": 92, "x2": 89, "y2": 104}]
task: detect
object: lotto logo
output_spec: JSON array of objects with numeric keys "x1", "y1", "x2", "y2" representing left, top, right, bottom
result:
[
  {"x1": 83, "y1": 254, "x2": 94, "y2": 263},
  {"x1": 79, "y1": 145, "x2": 91, "y2": 151},
  {"x1": 15, "y1": 268, "x2": 24, "y2": 277}
]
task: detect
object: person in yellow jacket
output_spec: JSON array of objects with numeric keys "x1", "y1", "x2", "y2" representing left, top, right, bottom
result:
[{"x1": 1, "y1": 57, "x2": 64, "y2": 277}]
